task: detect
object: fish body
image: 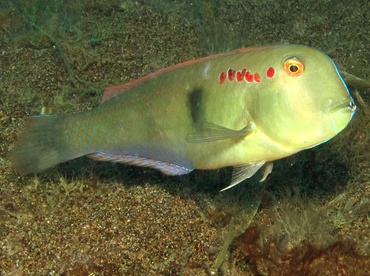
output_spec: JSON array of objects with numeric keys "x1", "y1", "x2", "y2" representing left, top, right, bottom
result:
[{"x1": 9, "y1": 45, "x2": 355, "y2": 189}]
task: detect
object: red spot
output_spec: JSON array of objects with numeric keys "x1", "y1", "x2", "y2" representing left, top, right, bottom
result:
[
  {"x1": 266, "y1": 67, "x2": 275, "y2": 78},
  {"x1": 236, "y1": 71, "x2": 243, "y2": 82},
  {"x1": 219, "y1": 71, "x2": 226, "y2": 84},
  {"x1": 227, "y1": 69, "x2": 236, "y2": 81},
  {"x1": 245, "y1": 71, "x2": 253, "y2": 83},
  {"x1": 253, "y1": 73, "x2": 261, "y2": 83}
]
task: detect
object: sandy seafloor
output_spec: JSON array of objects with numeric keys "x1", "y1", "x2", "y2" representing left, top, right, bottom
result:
[{"x1": 0, "y1": 0, "x2": 369, "y2": 275}]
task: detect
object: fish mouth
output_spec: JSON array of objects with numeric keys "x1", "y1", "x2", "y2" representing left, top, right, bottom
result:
[
  {"x1": 323, "y1": 98, "x2": 356, "y2": 135},
  {"x1": 324, "y1": 98, "x2": 356, "y2": 115}
]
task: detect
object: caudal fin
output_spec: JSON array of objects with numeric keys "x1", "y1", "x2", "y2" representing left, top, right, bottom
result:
[{"x1": 8, "y1": 115, "x2": 83, "y2": 174}]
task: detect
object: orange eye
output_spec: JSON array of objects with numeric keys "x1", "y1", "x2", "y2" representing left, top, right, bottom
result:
[{"x1": 283, "y1": 58, "x2": 304, "y2": 77}]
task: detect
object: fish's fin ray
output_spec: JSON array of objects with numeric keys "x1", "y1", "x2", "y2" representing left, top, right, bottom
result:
[
  {"x1": 186, "y1": 122, "x2": 255, "y2": 143},
  {"x1": 221, "y1": 161, "x2": 265, "y2": 192},
  {"x1": 102, "y1": 85, "x2": 131, "y2": 103},
  {"x1": 88, "y1": 152, "x2": 193, "y2": 175},
  {"x1": 260, "y1": 162, "x2": 273, "y2": 182},
  {"x1": 8, "y1": 115, "x2": 82, "y2": 174}
]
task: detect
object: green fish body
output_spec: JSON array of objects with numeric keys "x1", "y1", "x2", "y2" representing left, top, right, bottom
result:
[{"x1": 9, "y1": 45, "x2": 355, "y2": 190}]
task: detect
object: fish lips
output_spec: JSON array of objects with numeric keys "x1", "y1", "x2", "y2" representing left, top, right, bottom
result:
[{"x1": 323, "y1": 98, "x2": 356, "y2": 135}]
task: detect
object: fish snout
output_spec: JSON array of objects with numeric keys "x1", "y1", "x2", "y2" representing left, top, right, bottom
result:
[
  {"x1": 323, "y1": 98, "x2": 356, "y2": 116},
  {"x1": 323, "y1": 97, "x2": 356, "y2": 135}
]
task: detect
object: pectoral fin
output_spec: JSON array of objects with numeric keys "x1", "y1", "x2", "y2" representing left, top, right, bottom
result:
[{"x1": 186, "y1": 122, "x2": 255, "y2": 143}]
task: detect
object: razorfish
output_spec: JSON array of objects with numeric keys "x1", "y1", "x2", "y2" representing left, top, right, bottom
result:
[{"x1": 9, "y1": 45, "x2": 356, "y2": 191}]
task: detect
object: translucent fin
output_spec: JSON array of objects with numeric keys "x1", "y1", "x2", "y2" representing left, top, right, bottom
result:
[
  {"x1": 88, "y1": 152, "x2": 193, "y2": 175},
  {"x1": 8, "y1": 115, "x2": 82, "y2": 174},
  {"x1": 221, "y1": 161, "x2": 265, "y2": 192},
  {"x1": 260, "y1": 162, "x2": 273, "y2": 182},
  {"x1": 186, "y1": 122, "x2": 255, "y2": 143}
]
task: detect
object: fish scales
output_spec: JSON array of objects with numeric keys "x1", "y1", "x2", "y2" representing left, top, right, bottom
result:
[{"x1": 9, "y1": 45, "x2": 355, "y2": 190}]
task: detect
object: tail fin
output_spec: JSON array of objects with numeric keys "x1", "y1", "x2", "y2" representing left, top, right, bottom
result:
[{"x1": 8, "y1": 115, "x2": 83, "y2": 174}]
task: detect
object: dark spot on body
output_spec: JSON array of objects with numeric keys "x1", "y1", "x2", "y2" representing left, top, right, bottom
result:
[{"x1": 187, "y1": 88, "x2": 203, "y2": 124}]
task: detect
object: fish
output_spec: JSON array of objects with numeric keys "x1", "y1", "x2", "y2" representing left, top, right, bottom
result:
[{"x1": 8, "y1": 45, "x2": 356, "y2": 191}]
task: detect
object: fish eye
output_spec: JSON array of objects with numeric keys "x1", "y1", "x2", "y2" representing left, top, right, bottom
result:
[{"x1": 283, "y1": 57, "x2": 304, "y2": 77}]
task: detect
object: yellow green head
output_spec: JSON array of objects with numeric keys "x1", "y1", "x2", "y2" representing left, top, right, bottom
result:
[{"x1": 248, "y1": 45, "x2": 355, "y2": 151}]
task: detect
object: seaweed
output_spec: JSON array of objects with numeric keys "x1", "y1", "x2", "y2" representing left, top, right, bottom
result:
[{"x1": 234, "y1": 187, "x2": 370, "y2": 274}]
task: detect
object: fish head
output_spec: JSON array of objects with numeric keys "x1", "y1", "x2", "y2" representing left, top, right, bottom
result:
[{"x1": 253, "y1": 45, "x2": 355, "y2": 150}]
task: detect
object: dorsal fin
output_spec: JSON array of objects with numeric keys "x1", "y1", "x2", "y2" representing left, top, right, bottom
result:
[
  {"x1": 102, "y1": 77, "x2": 152, "y2": 103},
  {"x1": 101, "y1": 48, "x2": 261, "y2": 103}
]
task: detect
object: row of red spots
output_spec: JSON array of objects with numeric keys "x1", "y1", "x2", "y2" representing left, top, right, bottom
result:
[{"x1": 219, "y1": 66, "x2": 275, "y2": 84}]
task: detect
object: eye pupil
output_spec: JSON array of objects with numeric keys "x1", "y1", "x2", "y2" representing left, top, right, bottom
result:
[{"x1": 290, "y1": 64, "x2": 299, "y2": 73}]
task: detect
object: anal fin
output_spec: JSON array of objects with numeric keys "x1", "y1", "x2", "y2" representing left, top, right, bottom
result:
[{"x1": 88, "y1": 152, "x2": 193, "y2": 175}]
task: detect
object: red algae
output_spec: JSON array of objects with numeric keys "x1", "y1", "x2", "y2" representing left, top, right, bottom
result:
[{"x1": 236, "y1": 226, "x2": 370, "y2": 275}]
